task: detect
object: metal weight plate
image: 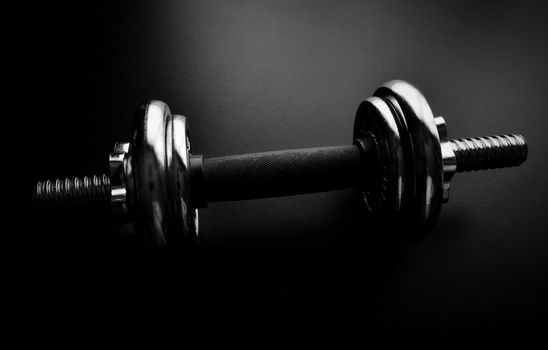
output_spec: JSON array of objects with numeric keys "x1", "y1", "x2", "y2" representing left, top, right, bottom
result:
[
  {"x1": 374, "y1": 80, "x2": 444, "y2": 235},
  {"x1": 125, "y1": 101, "x2": 198, "y2": 251},
  {"x1": 353, "y1": 96, "x2": 407, "y2": 218}
]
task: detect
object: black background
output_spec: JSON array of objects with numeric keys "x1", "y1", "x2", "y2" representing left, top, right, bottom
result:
[{"x1": 27, "y1": 0, "x2": 548, "y2": 342}]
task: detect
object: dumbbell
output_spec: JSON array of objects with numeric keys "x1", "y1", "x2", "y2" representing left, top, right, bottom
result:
[{"x1": 33, "y1": 80, "x2": 528, "y2": 251}]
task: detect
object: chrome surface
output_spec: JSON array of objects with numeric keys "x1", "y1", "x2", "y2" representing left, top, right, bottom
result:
[
  {"x1": 450, "y1": 134, "x2": 527, "y2": 172},
  {"x1": 33, "y1": 175, "x2": 111, "y2": 208},
  {"x1": 170, "y1": 114, "x2": 199, "y2": 241},
  {"x1": 354, "y1": 96, "x2": 406, "y2": 217},
  {"x1": 126, "y1": 101, "x2": 197, "y2": 251},
  {"x1": 353, "y1": 80, "x2": 528, "y2": 235},
  {"x1": 109, "y1": 142, "x2": 130, "y2": 214},
  {"x1": 435, "y1": 116, "x2": 456, "y2": 202},
  {"x1": 372, "y1": 80, "x2": 444, "y2": 233}
]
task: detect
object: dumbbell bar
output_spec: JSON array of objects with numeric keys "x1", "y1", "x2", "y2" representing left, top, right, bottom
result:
[{"x1": 33, "y1": 80, "x2": 527, "y2": 251}]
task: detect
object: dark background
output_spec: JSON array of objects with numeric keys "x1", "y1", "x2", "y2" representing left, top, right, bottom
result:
[{"x1": 27, "y1": 0, "x2": 548, "y2": 342}]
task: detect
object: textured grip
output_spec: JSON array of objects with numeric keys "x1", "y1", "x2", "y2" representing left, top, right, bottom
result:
[{"x1": 203, "y1": 144, "x2": 371, "y2": 202}]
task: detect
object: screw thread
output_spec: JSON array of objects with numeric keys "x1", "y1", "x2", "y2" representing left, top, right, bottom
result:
[
  {"x1": 450, "y1": 134, "x2": 527, "y2": 172},
  {"x1": 33, "y1": 174, "x2": 111, "y2": 208}
]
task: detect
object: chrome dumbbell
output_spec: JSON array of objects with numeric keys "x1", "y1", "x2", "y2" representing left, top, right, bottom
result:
[{"x1": 33, "y1": 80, "x2": 528, "y2": 251}]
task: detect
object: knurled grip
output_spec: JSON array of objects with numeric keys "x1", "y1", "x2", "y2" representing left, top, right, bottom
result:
[{"x1": 202, "y1": 143, "x2": 373, "y2": 202}]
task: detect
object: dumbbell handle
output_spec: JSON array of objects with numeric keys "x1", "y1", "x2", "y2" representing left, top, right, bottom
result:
[
  {"x1": 191, "y1": 139, "x2": 376, "y2": 206},
  {"x1": 33, "y1": 133, "x2": 527, "y2": 210}
]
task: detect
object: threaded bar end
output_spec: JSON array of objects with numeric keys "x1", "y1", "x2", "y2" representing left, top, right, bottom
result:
[
  {"x1": 33, "y1": 174, "x2": 111, "y2": 208},
  {"x1": 450, "y1": 134, "x2": 527, "y2": 172}
]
